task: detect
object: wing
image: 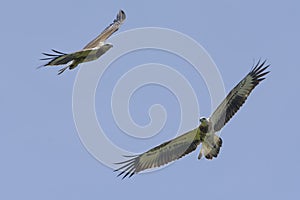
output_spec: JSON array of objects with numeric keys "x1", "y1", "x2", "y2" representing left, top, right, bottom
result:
[
  {"x1": 41, "y1": 49, "x2": 93, "y2": 66},
  {"x1": 83, "y1": 10, "x2": 126, "y2": 49},
  {"x1": 209, "y1": 60, "x2": 270, "y2": 132},
  {"x1": 114, "y1": 128, "x2": 201, "y2": 179}
]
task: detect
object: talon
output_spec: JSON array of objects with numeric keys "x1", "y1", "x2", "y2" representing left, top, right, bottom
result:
[
  {"x1": 198, "y1": 152, "x2": 202, "y2": 160},
  {"x1": 205, "y1": 154, "x2": 213, "y2": 159}
]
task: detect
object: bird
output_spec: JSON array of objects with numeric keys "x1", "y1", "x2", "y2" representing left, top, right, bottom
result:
[
  {"x1": 40, "y1": 10, "x2": 126, "y2": 75},
  {"x1": 114, "y1": 60, "x2": 270, "y2": 179}
]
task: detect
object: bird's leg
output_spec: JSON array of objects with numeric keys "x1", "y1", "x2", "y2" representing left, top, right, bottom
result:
[
  {"x1": 198, "y1": 134, "x2": 222, "y2": 160},
  {"x1": 68, "y1": 61, "x2": 79, "y2": 70},
  {"x1": 57, "y1": 66, "x2": 68, "y2": 75}
]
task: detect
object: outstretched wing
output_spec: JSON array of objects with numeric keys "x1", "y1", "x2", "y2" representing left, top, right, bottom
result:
[
  {"x1": 209, "y1": 60, "x2": 270, "y2": 132},
  {"x1": 41, "y1": 49, "x2": 93, "y2": 66},
  {"x1": 83, "y1": 10, "x2": 126, "y2": 49},
  {"x1": 115, "y1": 128, "x2": 201, "y2": 179}
]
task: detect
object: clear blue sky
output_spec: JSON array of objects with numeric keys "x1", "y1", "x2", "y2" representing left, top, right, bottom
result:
[{"x1": 1, "y1": 0, "x2": 299, "y2": 199}]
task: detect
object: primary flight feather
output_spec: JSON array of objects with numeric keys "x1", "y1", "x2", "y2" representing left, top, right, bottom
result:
[
  {"x1": 115, "y1": 60, "x2": 270, "y2": 179},
  {"x1": 40, "y1": 10, "x2": 126, "y2": 75}
]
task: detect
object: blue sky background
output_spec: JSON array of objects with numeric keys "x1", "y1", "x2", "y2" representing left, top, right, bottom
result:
[{"x1": 1, "y1": 0, "x2": 299, "y2": 199}]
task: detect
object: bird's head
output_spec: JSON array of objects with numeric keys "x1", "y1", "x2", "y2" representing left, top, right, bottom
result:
[
  {"x1": 199, "y1": 117, "x2": 209, "y2": 133},
  {"x1": 103, "y1": 43, "x2": 113, "y2": 50},
  {"x1": 199, "y1": 117, "x2": 208, "y2": 125}
]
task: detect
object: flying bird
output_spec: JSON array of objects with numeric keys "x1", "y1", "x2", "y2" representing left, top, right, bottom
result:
[
  {"x1": 115, "y1": 60, "x2": 270, "y2": 178},
  {"x1": 40, "y1": 10, "x2": 126, "y2": 75}
]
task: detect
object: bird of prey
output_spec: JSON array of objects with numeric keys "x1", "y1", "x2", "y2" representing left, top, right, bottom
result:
[
  {"x1": 40, "y1": 10, "x2": 126, "y2": 75},
  {"x1": 115, "y1": 60, "x2": 270, "y2": 178}
]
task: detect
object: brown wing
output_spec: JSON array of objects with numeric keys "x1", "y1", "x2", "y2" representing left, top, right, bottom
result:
[
  {"x1": 41, "y1": 49, "x2": 93, "y2": 66},
  {"x1": 209, "y1": 60, "x2": 270, "y2": 132},
  {"x1": 114, "y1": 128, "x2": 201, "y2": 179},
  {"x1": 83, "y1": 10, "x2": 126, "y2": 49}
]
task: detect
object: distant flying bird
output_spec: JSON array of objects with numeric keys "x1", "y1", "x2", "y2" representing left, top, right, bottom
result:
[
  {"x1": 40, "y1": 10, "x2": 126, "y2": 75},
  {"x1": 115, "y1": 60, "x2": 270, "y2": 178}
]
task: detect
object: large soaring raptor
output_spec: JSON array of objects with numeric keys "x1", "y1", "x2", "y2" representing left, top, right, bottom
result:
[
  {"x1": 115, "y1": 60, "x2": 270, "y2": 178},
  {"x1": 41, "y1": 10, "x2": 126, "y2": 75}
]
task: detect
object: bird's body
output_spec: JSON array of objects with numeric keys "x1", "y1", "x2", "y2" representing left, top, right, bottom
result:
[
  {"x1": 115, "y1": 60, "x2": 270, "y2": 178},
  {"x1": 41, "y1": 10, "x2": 126, "y2": 75}
]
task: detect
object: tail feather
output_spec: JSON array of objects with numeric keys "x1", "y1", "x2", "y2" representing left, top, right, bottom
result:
[{"x1": 198, "y1": 134, "x2": 222, "y2": 160}]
